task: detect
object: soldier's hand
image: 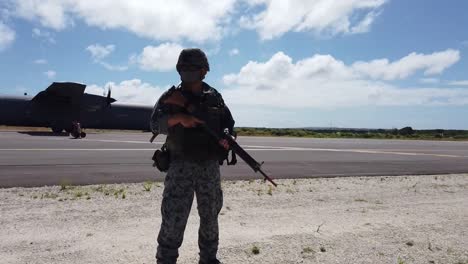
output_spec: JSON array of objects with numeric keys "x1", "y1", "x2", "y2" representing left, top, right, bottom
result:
[
  {"x1": 163, "y1": 91, "x2": 187, "y2": 107},
  {"x1": 219, "y1": 139, "x2": 230, "y2": 150},
  {"x1": 169, "y1": 114, "x2": 204, "y2": 128}
]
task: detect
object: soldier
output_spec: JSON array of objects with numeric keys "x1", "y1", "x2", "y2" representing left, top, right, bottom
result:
[
  {"x1": 150, "y1": 48, "x2": 235, "y2": 264},
  {"x1": 70, "y1": 120, "x2": 82, "y2": 139}
]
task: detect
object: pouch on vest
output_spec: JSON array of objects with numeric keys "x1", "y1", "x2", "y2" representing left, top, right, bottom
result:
[{"x1": 152, "y1": 144, "x2": 170, "y2": 172}]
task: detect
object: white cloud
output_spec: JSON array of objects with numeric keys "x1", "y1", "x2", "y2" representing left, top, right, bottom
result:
[
  {"x1": 419, "y1": 78, "x2": 439, "y2": 84},
  {"x1": 229, "y1": 48, "x2": 240, "y2": 56},
  {"x1": 85, "y1": 43, "x2": 128, "y2": 71},
  {"x1": 352, "y1": 49, "x2": 460, "y2": 80},
  {"x1": 10, "y1": 0, "x2": 236, "y2": 43},
  {"x1": 449, "y1": 80, "x2": 468, "y2": 86},
  {"x1": 349, "y1": 10, "x2": 380, "y2": 34},
  {"x1": 133, "y1": 43, "x2": 184, "y2": 72},
  {"x1": 34, "y1": 59, "x2": 48, "y2": 64},
  {"x1": 240, "y1": 0, "x2": 387, "y2": 40},
  {"x1": 85, "y1": 79, "x2": 168, "y2": 105},
  {"x1": 32, "y1": 27, "x2": 55, "y2": 43},
  {"x1": 9, "y1": 0, "x2": 386, "y2": 43},
  {"x1": 44, "y1": 70, "x2": 56, "y2": 79},
  {"x1": 0, "y1": 21, "x2": 15, "y2": 50},
  {"x1": 14, "y1": 0, "x2": 71, "y2": 30},
  {"x1": 86, "y1": 44, "x2": 115, "y2": 61},
  {"x1": 98, "y1": 62, "x2": 128, "y2": 72},
  {"x1": 222, "y1": 50, "x2": 468, "y2": 109}
]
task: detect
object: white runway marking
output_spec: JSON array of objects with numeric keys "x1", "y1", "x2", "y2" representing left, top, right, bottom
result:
[
  {"x1": 0, "y1": 147, "x2": 465, "y2": 158},
  {"x1": 0, "y1": 149, "x2": 156, "y2": 151},
  {"x1": 59, "y1": 138, "x2": 164, "y2": 145},
  {"x1": 247, "y1": 148, "x2": 463, "y2": 158}
]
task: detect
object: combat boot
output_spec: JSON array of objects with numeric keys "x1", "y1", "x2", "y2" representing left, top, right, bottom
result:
[{"x1": 199, "y1": 259, "x2": 221, "y2": 264}]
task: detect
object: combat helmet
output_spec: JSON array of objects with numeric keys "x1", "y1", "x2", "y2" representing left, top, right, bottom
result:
[{"x1": 176, "y1": 48, "x2": 210, "y2": 72}]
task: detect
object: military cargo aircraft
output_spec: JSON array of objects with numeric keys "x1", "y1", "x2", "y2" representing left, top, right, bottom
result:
[{"x1": 0, "y1": 82, "x2": 153, "y2": 133}]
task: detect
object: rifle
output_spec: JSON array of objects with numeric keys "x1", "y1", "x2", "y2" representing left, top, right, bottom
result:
[
  {"x1": 200, "y1": 124, "x2": 278, "y2": 187},
  {"x1": 149, "y1": 133, "x2": 158, "y2": 143},
  {"x1": 158, "y1": 88, "x2": 277, "y2": 186}
]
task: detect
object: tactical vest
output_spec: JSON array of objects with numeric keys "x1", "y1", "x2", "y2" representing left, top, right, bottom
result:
[{"x1": 165, "y1": 85, "x2": 228, "y2": 162}]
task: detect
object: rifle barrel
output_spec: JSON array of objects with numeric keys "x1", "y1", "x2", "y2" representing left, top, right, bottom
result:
[
  {"x1": 259, "y1": 168, "x2": 278, "y2": 187},
  {"x1": 200, "y1": 124, "x2": 278, "y2": 187}
]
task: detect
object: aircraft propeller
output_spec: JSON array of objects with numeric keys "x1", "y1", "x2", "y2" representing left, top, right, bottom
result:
[{"x1": 105, "y1": 85, "x2": 116, "y2": 107}]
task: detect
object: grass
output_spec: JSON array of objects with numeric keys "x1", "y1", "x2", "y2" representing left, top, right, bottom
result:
[
  {"x1": 267, "y1": 185, "x2": 273, "y2": 196},
  {"x1": 60, "y1": 182, "x2": 73, "y2": 191},
  {"x1": 35, "y1": 184, "x2": 136, "y2": 201},
  {"x1": 316, "y1": 222, "x2": 325, "y2": 233},
  {"x1": 143, "y1": 181, "x2": 153, "y2": 192},
  {"x1": 397, "y1": 257, "x2": 406, "y2": 264},
  {"x1": 3, "y1": 125, "x2": 468, "y2": 141},
  {"x1": 111, "y1": 188, "x2": 126, "y2": 199},
  {"x1": 302, "y1": 247, "x2": 314, "y2": 254},
  {"x1": 251, "y1": 245, "x2": 260, "y2": 255},
  {"x1": 0, "y1": 126, "x2": 51, "y2": 132},
  {"x1": 41, "y1": 192, "x2": 59, "y2": 199},
  {"x1": 236, "y1": 127, "x2": 468, "y2": 141},
  {"x1": 23, "y1": 181, "x2": 167, "y2": 202}
]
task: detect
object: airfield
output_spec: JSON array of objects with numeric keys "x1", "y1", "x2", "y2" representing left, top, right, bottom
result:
[
  {"x1": 1, "y1": 130, "x2": 468, "y2": 187},
  {"x1": 1, "y1": 129, "x2": 467, "y2": 263}
]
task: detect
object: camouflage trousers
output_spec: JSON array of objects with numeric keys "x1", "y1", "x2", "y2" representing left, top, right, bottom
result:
[{"x1": 156, "y1": 159, "x2": 223, "y2": 264}]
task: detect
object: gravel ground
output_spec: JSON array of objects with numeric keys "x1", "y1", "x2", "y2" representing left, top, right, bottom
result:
[{"x1": 0, "y1": 174, "x2": 467, "y2": 264}]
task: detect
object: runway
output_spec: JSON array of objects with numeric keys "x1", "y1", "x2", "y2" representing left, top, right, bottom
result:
[{"x1": 1, "y1": 131, "x2": 468, "y2": 187}]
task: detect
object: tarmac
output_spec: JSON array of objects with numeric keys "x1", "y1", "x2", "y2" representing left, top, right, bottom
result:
[{"x1": 1, "y1": 131, "x2": 468, "y2": 187}]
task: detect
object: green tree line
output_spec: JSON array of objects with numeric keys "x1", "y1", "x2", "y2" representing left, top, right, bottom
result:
[{"x1": 235, "y1": 126, "x2": 468, "y2": 140}]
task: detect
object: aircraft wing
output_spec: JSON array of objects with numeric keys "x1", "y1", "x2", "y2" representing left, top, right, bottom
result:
[{"x1": 32, "y1": 82, "x2": 86, "y2": 105}]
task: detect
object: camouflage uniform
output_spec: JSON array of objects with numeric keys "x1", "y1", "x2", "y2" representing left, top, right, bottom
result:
[
  {"x1": 151, "y1": 80, "x2": 233, "y2": 264},
  {"x1": 156, "y1": 160, "x2": 222, "y2": 264}
]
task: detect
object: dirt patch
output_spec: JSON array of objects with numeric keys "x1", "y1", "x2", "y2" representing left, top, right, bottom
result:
[{"x1": 1, "y1": 174, "x2": 467, "y2": 264}]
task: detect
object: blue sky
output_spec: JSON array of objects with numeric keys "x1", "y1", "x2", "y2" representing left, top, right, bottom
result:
[{"x1": 1, "y1": 0, "x2": 468, "y2": 129}]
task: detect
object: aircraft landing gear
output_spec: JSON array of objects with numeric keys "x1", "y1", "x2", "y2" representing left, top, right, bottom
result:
[{"x1": 51, "y1": 126, "x2": 64, "y2": 133}]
